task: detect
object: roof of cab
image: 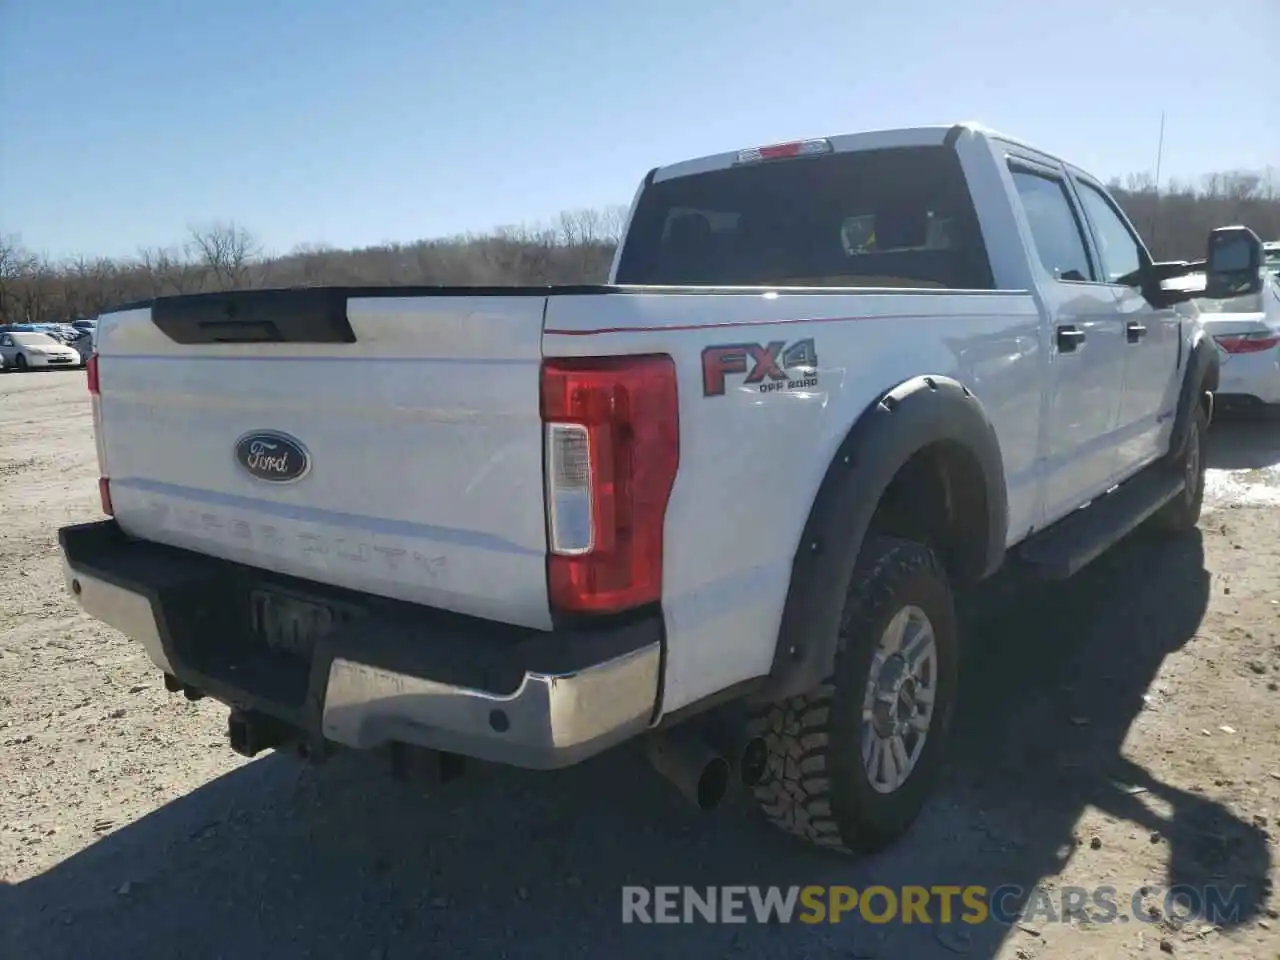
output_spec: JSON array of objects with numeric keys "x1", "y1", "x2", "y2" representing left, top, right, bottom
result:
[{"x1": 649, "y1": 121, "x2": 1043, "y2": 184}]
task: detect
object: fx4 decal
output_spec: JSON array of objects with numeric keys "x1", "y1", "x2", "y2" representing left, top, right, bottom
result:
[{"x1": 701, "y1": 338, "x2": 819, "y2": 397}]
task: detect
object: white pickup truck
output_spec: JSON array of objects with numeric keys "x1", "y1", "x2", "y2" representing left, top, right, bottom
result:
[{"x1": 59, "y1": 123, "x2": 1268, "y2": 857}]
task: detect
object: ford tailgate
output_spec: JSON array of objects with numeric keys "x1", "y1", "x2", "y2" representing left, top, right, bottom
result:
[{"x1": 92, "y1": 289, "x2": 553, "y2": 629}]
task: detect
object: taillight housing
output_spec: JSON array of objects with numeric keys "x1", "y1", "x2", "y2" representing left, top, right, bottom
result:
[
  {"x1": 541, "y1": 355, "x2": 679, "y2": 615},
  {"x1": 1214, "y1": 332, "x2": 1280, "y2": 355},
  {"x1": 98, "y1": 477, "x2": 114, "y2": 516},
  {"x1": 87, "y1": 352, "x2": 112, "y2": 515}
]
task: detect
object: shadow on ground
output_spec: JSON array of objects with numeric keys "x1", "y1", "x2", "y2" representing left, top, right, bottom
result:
[
  {"x1": 2, "y1": 529, "x2": 1271, "y2": 959},
  {"x1": 1207, "y1": 416, "x2": 1280, "y2": 472}
]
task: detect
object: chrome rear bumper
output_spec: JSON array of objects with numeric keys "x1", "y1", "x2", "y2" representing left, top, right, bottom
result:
[{"x1": 60, "y1": 520, "x2": 662, "y2": 769}]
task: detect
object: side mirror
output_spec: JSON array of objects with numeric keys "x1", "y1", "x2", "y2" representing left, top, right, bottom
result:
[
  {"x1": 1204, "y1": 225, "x2": 1263, "y2": 300},
  {"x1": 1141, "y1": 259, "x2": 1199, "y2": 308}
]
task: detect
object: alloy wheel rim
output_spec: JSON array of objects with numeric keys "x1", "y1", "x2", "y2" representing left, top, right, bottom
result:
[{"x1": 861, "y1": 604, "x2": 937, "y2": 794}]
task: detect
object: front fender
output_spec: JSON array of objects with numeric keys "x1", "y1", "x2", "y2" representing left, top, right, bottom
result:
[{"x1": 758, "y1": 375, "x2": 1007, "y2": 700}]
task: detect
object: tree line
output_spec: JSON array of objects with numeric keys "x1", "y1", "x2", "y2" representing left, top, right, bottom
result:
[{"x1": 2, "y1": 170, "x2": 1276, "y2": 325}]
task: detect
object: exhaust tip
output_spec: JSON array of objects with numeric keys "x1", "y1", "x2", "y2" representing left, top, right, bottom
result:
[
  {"x1": 702, "y1": 720, "x2": 770, "y2": 789},
  {"x1": 645, "y1": 732, "x2": 732, "y2": 812}
]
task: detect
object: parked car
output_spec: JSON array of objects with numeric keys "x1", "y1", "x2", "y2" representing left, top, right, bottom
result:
[
  {"x1": 5, "y1": 322, "x2": 75, "y2": 341},
  {"x1": 1, "y1": 323, "x2": 91, "y2": 366},
  {"x1": 1195, "y1": 259, "x2": 1280, "y2": 414},
  {"x1": 68, "y1": 330, "x2": 94, "y2": 364},
  {"x1": 0, "y1": 329, "x2": 84, "y2": 370},
  {"x1": 59, "y1": 122, "x2": 1258, "y2": 857},
  {"x1": 19, "y1": 322, "x2": 78, "y2": 342}
]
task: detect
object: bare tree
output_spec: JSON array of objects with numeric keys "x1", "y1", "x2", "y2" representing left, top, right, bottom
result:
[
  {"x1": 61, "y1": 255, "x2": 122, "y2": 318},
  {"x1": 600, "y1": 204, "x2": 630, "y2": 245},
  {"x1": 14, "y1": 259, "x2": 57, "y2": 324},
  {"x1": 138, "y1": 246, "x2": 199, "y2": 297},
  {"x1": 0, "y1": 236, "x2": 38, "y2": 322},
  {"x1": 185, "y1": 222, "x2": 262, "y2": 292}
]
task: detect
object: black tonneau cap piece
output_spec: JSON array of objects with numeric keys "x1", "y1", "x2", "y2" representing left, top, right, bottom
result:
[{"x1": 151, "y1": 288, "x2": 356, "y2": 345}]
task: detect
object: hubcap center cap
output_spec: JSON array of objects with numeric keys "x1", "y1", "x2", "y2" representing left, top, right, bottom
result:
[{"x1": 871, "y1": 654, "x2": 917, "y2": 737}]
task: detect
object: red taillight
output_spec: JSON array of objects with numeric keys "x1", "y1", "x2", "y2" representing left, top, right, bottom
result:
[
  {"x1": 88, "y1": 354, "x2": 109, "y2": 513},
  {"x1": 541, "y1": 355, "x2": 679, "y2": 615},
  {"x1": 1214, "y1": 332, "x2": 1280, "y2": 354}
]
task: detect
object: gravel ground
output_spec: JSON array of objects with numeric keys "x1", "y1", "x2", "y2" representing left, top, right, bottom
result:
[{"x1": 2, "y1": 369, "x2": 1278, "y2": 960}]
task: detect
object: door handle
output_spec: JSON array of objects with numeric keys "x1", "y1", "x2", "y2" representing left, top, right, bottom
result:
[
  {"x1": 1056, "y1": 325, "x2": 1086, "y2": 353},
  {"x1": 1126, "y1": 321, "x2": 1147, "y2": 343}
]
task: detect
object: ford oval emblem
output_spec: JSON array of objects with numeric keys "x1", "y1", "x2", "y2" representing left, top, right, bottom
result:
[{"x1": 234, "y1": 431, "x2": 311, "y2": 483}]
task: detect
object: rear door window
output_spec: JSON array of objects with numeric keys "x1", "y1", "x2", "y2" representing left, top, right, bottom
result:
[{"x1": 1008, "y1": 167, "x2": 1095, "y2": 283}]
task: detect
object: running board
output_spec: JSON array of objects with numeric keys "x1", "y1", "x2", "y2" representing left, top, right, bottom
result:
[{"x1": 1016, "y1": 468, "x2": 1185, "y2": 581}]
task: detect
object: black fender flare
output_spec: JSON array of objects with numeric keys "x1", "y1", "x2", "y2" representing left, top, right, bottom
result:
[
  {"x1": 1168, "y1": 335, "x2": 1220, "y2": 459},
  {"x1": 757, "y1": 375, "x2": 1008, "y2": 701}
]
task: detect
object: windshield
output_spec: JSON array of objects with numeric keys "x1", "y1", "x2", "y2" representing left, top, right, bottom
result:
[
  {"x1": 11, "y1": 332, "x2": 59, "y2": 346},
  {"x1": 614, "y1": 145, "x2": 993, "y2": 290}
]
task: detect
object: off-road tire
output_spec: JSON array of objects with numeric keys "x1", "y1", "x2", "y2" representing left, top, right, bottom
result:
[
  {"x1": 746, "y1": 535, "x2": 959, "y2": 855},
  {"x1": 1150, "y1": 404, "x2": 1208, "y2": 533}
]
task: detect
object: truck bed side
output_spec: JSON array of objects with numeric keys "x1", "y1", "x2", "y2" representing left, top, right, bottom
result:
[{"x1": 543, "y1": 288, "x2": 1043, "y2": 714}]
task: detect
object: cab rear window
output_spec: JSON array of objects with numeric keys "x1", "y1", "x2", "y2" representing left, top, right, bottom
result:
[{"x1": 614, "y1": 145, "x2": 993, "y2": 290}]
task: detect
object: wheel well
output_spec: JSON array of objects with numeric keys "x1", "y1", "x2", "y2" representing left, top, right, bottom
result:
[{"x1": 867, "y1": 441, "x2": 990, "y2": 587}]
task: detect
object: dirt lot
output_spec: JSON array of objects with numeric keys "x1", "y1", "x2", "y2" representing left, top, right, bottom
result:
[{"x1": 2, "y1": 369, "x2": 1279, "y2": 960}]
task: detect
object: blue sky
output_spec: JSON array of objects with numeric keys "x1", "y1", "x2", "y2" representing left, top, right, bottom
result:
[{"x1": 2, "y1": 0, "x2": 1277, "y2": 261}]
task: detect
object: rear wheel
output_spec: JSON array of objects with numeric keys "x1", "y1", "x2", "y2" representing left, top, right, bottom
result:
[
  {"x1": 1150, "y1": 404, "x2": 1207, "y2": 533},
  {"x1": 14, "y1": 354, "x2": 28, "y2": 371},
  {"x1": 747, "y1": 536, "x2": 959, "y2": 855}
]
